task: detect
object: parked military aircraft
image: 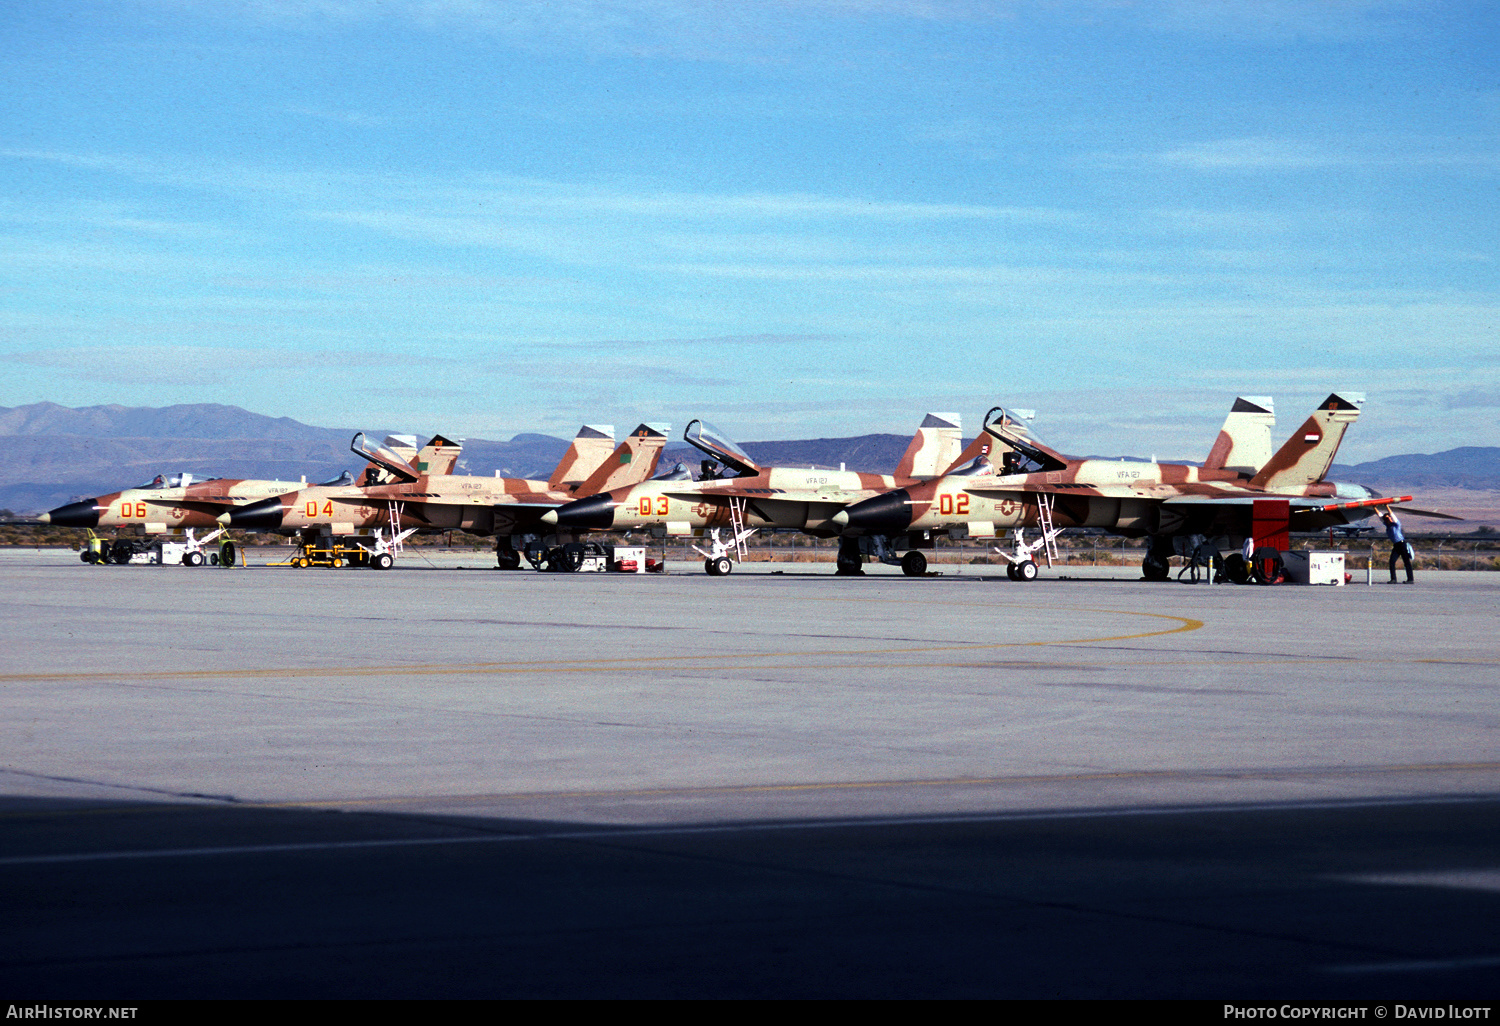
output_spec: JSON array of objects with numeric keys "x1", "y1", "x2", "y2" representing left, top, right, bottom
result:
[
  {"x1": 223, "y1": 424, "x2": 669, "y2": 568},
  {"x1": 38, "y1": 433, "x2": 459, "y2": 565},
  {"x1": 543, "y1": 414, "x2": 973, "y2": 575},
  {"x1": 39, "y1": 432, "x2": 457, "y2": 535},
  {"x1": 830, "y1": 393, "x2": 1457, "y2": 580}
]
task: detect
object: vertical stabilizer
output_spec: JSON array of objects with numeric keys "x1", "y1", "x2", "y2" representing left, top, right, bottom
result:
[
  {"x1": 895, "y1": 413, "x2": 963, "y2": 480},
  {"x1": 1249, "y1": 392, "x2": 1364, "y2": 490},
  {"x1": 548, "y1": 425, "x2": 616, "y2": 489},
  {"x1": 577, "y1": 423, "x2": 669, "y2": 494},
  {"x1": 384, "y1": 434, "x2": 419, "y2": 464},
  {"x1": 1204, "y1": 396, "x2": 1275, "y2": 474},
  {"x1": 414, "y1": 434, "x2": 463, "y2": 476}
]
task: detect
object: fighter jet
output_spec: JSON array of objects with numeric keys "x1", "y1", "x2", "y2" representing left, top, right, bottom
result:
[
  {"x1": 543, "y1": 414, "x2": 974, "y2": 575},
  {"x1": 830, "y1": 393, "x2": 1457, "y2": 581},
  {"x1": 222, "y1": 424, "x2": 670, "y2": 568},
  {"x1": 39, "y1": 434, "x2": 457, "y2": 565}
]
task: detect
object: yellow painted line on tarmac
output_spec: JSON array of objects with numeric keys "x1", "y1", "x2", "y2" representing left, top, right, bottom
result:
[{"x1": 0, "y1": 609, "x2": 1203, "y2": 683}]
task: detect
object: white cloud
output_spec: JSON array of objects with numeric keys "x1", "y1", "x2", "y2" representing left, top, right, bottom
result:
[{"x1": 1097, "y1": 136, "x2": 1500, "y2": 175}]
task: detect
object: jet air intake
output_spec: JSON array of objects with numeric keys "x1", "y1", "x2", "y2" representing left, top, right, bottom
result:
[
  {"x1": 834, "y1": 489, "x2": 913, "y2": 534},
  {"x1": 221, "y1": 496, "x2": 288, "y2": 531},
  {"x1": 546, "y1": 493, "x2": 617, "y2": 530}
]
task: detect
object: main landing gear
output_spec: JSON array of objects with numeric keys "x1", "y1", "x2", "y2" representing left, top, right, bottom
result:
[
  {"x1": 838, "y1": 535, "x2": 930, "y2": 576},
  {"x1": 835, "y1": 538, "x2": 864, "y2": 576},
  {"x1": 1142, "y1": 536, "x2": 1174, "y2": 581},
  {"x1": 495, "y1": 536, "x2": 522, "y2": 570}
]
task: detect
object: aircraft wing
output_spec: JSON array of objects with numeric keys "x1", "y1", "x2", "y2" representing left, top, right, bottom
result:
[
  {"x1": 1295, "y1": 496, "x2": 1462, "y2": 520},
  {"x1": 1155, "y1": 494, "x2": 1463, "y2": 520},
  {"x1": 961, "y1": 480, "x2": 1141, "y2": 500},
  {"x1": 662, "y1": 485, "x2": 870, "y2": 506},
  {"x1": 661, "y1": 487, "x2": 859, "y2": 528}
]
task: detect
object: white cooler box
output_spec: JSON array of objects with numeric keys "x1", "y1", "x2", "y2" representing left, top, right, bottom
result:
[{"x1": 1282, "y1": 550, "x2": 1346, "y2": 586}]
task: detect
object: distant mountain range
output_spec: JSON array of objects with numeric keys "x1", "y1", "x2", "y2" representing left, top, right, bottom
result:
[{"x1": 2, "y1": 401, "x2": 1496, "y2": 514}]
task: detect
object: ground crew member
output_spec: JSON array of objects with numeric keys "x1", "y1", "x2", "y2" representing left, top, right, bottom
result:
[{"x1": 1382, "y1": 511, "x2": 1414, "y2": 583}]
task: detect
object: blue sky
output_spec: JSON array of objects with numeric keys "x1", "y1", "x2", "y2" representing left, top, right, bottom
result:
[{"x1": 2, "y1": 1, "x2": 1497, "y2": 460}]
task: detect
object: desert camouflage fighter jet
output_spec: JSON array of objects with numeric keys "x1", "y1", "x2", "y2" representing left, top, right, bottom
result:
[
  {"x1": 543, "y1": 414, "x2": 974, "y2": 575},
  {"x1": 831, "y1": 393, "x2": 1457, "y2": 581},
  {"x1": 39, "y1": 434, "x2": 455, "y2": 565},
  {"x1": 223, "y1": 424, "x2": 669, "y2": 568}
]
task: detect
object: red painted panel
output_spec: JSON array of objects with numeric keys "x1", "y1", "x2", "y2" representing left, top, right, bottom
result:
[{"x1": 1252, "y1": 498, "x2": 1290, "y2": 551}]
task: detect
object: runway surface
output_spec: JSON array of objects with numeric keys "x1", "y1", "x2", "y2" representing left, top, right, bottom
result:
[{"x1": 2, "y1": 550, "x2": 1497, "y2": 997}]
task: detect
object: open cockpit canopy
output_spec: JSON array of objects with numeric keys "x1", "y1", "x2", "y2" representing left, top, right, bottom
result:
[
  {"x1": 684, "y1": 420, "x2": 760, "y2": 477},
  {"x1": 982, "y1": 406, "x2": 1069, "y2": 475},
  {"x1": 351, "y1": 432, "x2": 421, "y2": 483}
]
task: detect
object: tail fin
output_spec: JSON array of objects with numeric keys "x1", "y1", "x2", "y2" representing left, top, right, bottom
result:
[
  {"x1": 384, "y1": 434, "x2": 419, "y2": 465},
  {"x1": 1203, "y1": 397, "x2": 1275, "y2": 474},
  {"x1": 895, "y1": 413, "x2": 962, "y2": 480},
  {"x1": 548, "y1": 425, "x2": 616, "y2": 489},
  {"x1": 1249, "y1": 392, "x2": 1364, "y2": 490},
  {"x1": 414, "y1": 434, "x2": 463, "y2": 476},
  {"x1": 576, "y1": 423, "x2": 669, "y2": 494}
]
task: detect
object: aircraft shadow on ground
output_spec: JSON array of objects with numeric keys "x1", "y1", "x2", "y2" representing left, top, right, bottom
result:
[{"x1": 2, "y1": 793, "x2": 1498, "y2": 999}]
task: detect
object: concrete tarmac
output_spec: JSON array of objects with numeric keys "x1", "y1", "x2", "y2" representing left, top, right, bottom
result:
[{"x1": 2, "y1": 549, "x2": 1497, "y2": 998}]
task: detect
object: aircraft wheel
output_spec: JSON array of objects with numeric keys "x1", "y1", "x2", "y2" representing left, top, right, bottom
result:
[
  {"x1": 712, "y1": 556, "x2": 733, "y2": 576},
  {"x1": 373, "y1": 552, "x2": 394, "y2": 570},
  {"x1": 835, "y1": 551, "x2": 864, "y2": 575},
  {"x1": 1142, "y1": 555, "x2": 1170, "y2": 581},
  {"x1": 901, "y1": 550, "x2": 927, "y2": 577},
  {"x1": 1018, "y1": 559, "x2": 1039, "y2": 581},
  {"x1": 1006, "y1": 563, "x2": 1019, "y2": 581},
  {"x1": 184, "y1": 551, "x2": 204, "y2": 567},
  {"x1": 496, "y1": 547, "x2": 521, "y2": 571},
  {"x1": 704, "y1": 558, "x2": 718, "y2": 576}
]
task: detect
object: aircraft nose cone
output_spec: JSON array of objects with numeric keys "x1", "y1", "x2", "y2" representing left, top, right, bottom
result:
[
  {"x1": 838, "y1": 489, "x2": 912, "y2": 534},
  {"x1": 225, "y1": 496, "x2": 287, "y2": 531},
  {"x1": 44, "y1": 500, "x2": 102, "y2": 528},
  {"x1": 551, "y1": 493, "x2": 617, "y2": 530}
]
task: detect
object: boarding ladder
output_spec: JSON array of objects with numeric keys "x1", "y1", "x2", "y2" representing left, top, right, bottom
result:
[
  {"x1": 388, "y1": 501, "x2": 407, "y2": 555},
  {"x1": 727, "y1": 495, "x2": 750, "y2": 561},
  {"x1": 1035, "y1": 493, "x2": 1061, "y2": 567}
]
